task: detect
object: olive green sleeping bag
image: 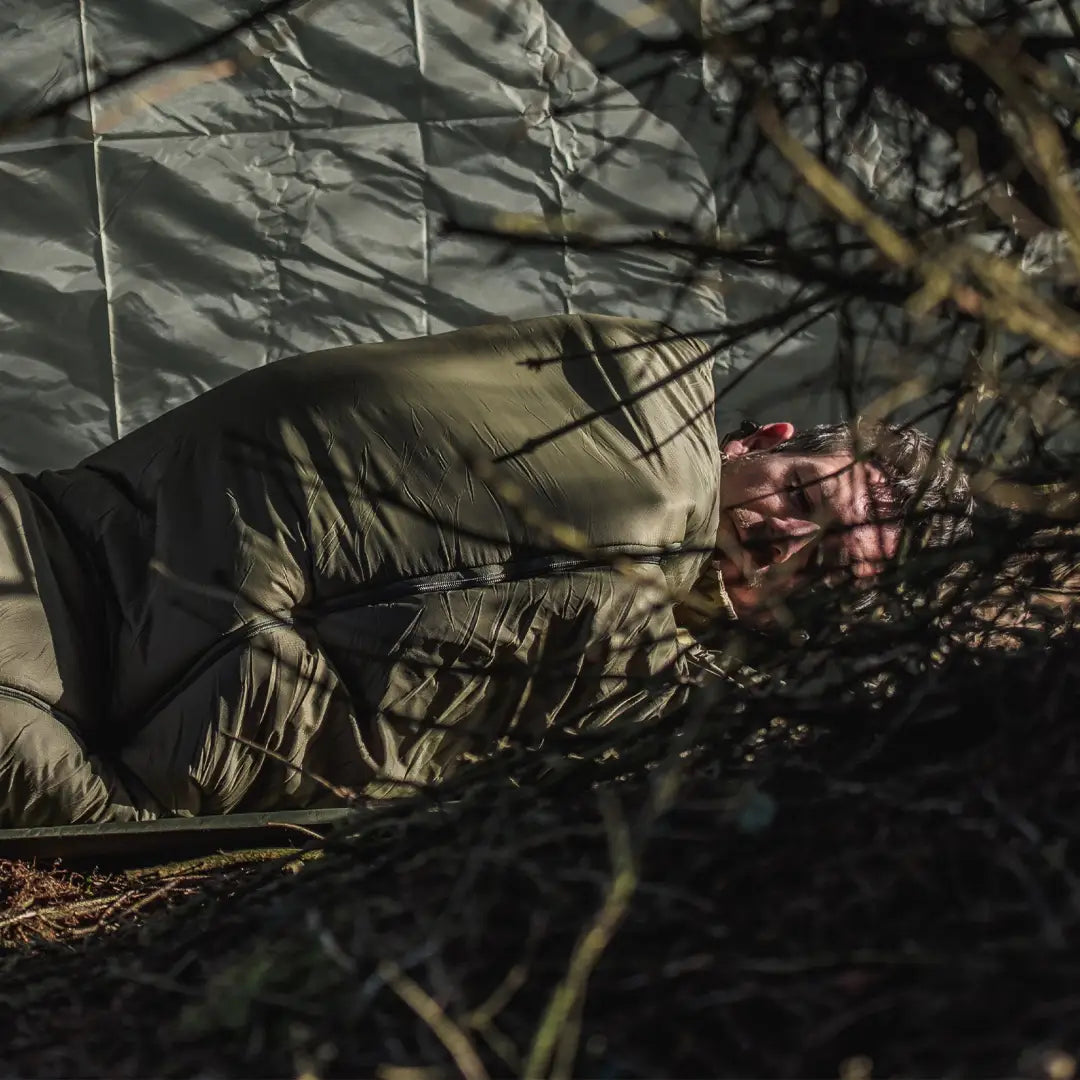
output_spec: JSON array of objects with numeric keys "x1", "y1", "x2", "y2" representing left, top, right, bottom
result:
[{"x1": 0, "y1": 314, "x2": 726, "y2": 827}]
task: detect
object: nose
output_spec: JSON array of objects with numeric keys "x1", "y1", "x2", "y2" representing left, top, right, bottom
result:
[{"x1": 744, "y1": 517, "x2": 820, "y2": 569}]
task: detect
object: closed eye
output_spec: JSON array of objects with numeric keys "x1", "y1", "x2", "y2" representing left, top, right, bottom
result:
[{"x1": 791, "y1": 471, "x2": 814, "y2": 515}]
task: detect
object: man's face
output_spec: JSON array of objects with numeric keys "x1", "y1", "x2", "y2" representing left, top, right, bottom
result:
[{"x1": 713, "y1": 422, "x2": 900, "y2": 619}]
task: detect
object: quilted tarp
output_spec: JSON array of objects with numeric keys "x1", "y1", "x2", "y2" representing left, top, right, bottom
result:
[
  {"x1": 0, "y1": 0, "x2": 750, "y2": 472},
  {"x1": 4, "y1": 1, "x2": 1074, "y2": 473}
]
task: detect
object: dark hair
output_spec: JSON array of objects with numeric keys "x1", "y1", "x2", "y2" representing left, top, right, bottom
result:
[{"x1": 731, "y1": 420, "x2": 975, "y2": 551}]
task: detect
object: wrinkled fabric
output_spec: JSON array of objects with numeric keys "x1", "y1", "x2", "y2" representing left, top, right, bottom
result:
[
  {"x1": 0, "y1": 313, "x2": 726, "y2": 826},
  {"x1": 0, "y1": 0, "x2": 733, "y2": 475}
]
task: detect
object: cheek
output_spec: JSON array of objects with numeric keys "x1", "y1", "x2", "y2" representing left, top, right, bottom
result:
[
  {"x1": 721, "y1": 464, "x2": 789, "y2": 515},
  {"x1": 726, "y1": 495, "x2": 782, "y2": 534}
]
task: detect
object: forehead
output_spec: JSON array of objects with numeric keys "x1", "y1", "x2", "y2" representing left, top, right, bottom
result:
[{"x1": 798, "y1": 452, "x2": 899, "y2": 568}]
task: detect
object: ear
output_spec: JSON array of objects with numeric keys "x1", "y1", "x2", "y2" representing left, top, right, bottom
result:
[{"x1": 724, "y1": 421, "x2": 796, "y2": 458}]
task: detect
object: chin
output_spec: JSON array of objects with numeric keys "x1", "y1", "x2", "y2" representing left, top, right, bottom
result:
[{"x1": 725, "y1": 590, "x2": 760, "y2": 619}]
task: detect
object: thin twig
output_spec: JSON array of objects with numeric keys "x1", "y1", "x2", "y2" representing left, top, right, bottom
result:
[{"x1": 377, "y1": 960, "x2": 490, "y2": 1080}]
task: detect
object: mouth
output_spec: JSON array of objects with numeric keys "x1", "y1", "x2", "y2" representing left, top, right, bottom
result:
[
  {"x1": 712, "y1": 551, "x2": 754, "y2": 592},
  {"x1": 717, "y1": 509, "x2": 741, "y2": 553},
  {"x1": 715, "y1": 510, "x2": 753, "y2": 582}
]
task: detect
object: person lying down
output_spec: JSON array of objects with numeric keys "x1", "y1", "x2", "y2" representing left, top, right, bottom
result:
[{"x1": 0, "y1": 314, "x2": 973, "y2": 828}]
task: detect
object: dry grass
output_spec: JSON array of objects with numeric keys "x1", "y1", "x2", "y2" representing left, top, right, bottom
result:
[{"x1": 0, "y1": 849, "x2": 303, "y2": 950}]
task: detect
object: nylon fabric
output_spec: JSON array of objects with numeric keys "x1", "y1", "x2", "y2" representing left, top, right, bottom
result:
[
  {"x1": 0, "y1": 314, "x2": 730, "y2": 826},
  {"x1": 0, "y1": 0, "x2": 732, "y2": 474}
]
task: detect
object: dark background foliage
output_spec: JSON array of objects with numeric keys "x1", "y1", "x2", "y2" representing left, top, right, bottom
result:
[{"x1": 1, "y1": 1, "x2": 1080, "y2": 1076}]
